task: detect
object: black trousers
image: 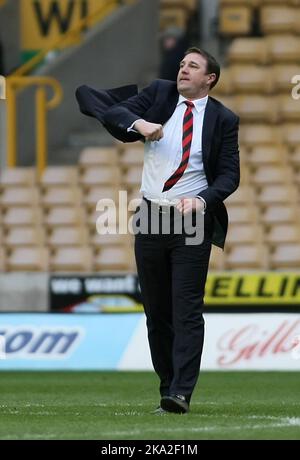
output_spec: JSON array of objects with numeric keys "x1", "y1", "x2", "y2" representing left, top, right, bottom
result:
[{"x1": 134, "y1": 200, "x2": 213, "y2": 402}]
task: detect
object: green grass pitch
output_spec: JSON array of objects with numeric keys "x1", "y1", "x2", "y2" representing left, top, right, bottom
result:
[{"x1": 0, "y1": 371, "x2": 299, "y2": 440}]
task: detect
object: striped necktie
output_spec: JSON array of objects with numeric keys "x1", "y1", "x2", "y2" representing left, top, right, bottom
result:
[{"x1": 162, "y1": 100, "x2": 194, "y2": 192}]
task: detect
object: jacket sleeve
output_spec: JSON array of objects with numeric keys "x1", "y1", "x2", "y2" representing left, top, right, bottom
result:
[
  {"x1": 103, "y1": 80, "x2": 159, "y2": 134},
  {"x1": 198, "y1": 114, "x2": 240, "y2": 211}
]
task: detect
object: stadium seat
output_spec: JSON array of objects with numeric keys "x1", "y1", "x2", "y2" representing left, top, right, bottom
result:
[
  {"x1": 226, "y1": 223, "x2": 264, "y2": 246},
  {"x1": 260, "y1": 6, "x2": 296, "y2": 35},
  {"x1": 227, "y1": 38, "x2": 268, "y2": 64},
  {"x1": 6, "y1": 247, "x2": 49, "y2": 271},
  {"x1": 261, "y1": 204, "x2": 300, "y2": 226},
  {"x1": 273, "y1": 65, "x2": 300, "y2": 92},
  {"x1": 48, "y1": 227, "x2": 89, "y2": 247},
  {"x1": 94, "y1": 247, "x2": 135, "y2": 272},
  {"x1": 44, "y1": 207, "x2": 86, "y2": 228},
  {"x1": 120, "y1": 146, "x2": 145, "y2": 168},
  {"x1": 239, "y1": 124, "x2": 282, "y2": 146},
  {"x1": 225, "y1": 185, "x2": 256, "y2": 205},
  {"x1": 246, "y1": 144, "x2": 288, "y2": 167},
  {"x1": 0, "y1": 187, "x2": 40, "y2": 208},
  {"x1": 41, "y1": 187, "x2": 83, "y2": 208},
  {"x1": 267, "y1": 224, "x2": 300, "y2": 246},
  {"x1": 270, "y1": 243, "x2": 300, "y2": 269},
  {"x1": 227, "y1": 204, "x2": 259, "y2": 224},
  {"x1": 123, "y1": 166, "x2": 143, "y2": 190},
  {"x1": 278, "y1": 96, "x2": 300, "y2": 122},
  {"x1": 2, "y1": 207, "x2": 43, "y2": 227},
  {"x1": 40, "y1": 166, "x2": 79, "y2": 188},
  {"x1": 281, "y1": 124, "x2": 300, "y2": 150},
  {"x1": 219, "y1": 6, "x2": 253, "y2": 36},
  {"x1": 80, "y1": 166, "x2": 120, "y2": 188},
  {"x1": 231, "y1": 65, "x2": 273, "y2": 94},
  {"x1": 220, "y1": 0, "x2": 258, "y2": 5},
  {"x1": 0, "y1": 168, "x2": 37, "y2": 188},
  {"x1": 91, "y1": 232, "x2": 132, "y2": 249},
  {"x1": 160, "y1": 6, "x2": 188, "y2": 30},
  {"x1": 226, "y1": 244, "x2": 269, "y2": 269},
  {"x1": 4, "y1": 227, "x2": 46, "y2": 248},
  {"x1": 0, "y1": 247, "x2": 5, "y2": 272},
  {"x1": 79, "y1": 147, "x2": 119, "y2": 170},
  {"x1": 83, "y1": 186, "x2": 119, "y2": 211},
  {"x1": 251, "y1": 165, "x2": 294, "y2": 186},
  {"x1": 160, "y1": 0, "x2": 197, "y2": 11},
  {"x1": 289, "y1": 146, "x2": 300, "y2": 169},
  {"x1": 257, "y1": 185, "x2": 298, "y2": 207},
  {"x1": 267, "y1": 35, "x2": 300, "y2": 63},
  {"x1": 235, "y1": 95, "x2": 278, "y2": 122},
  {"x1": 50, "y1": 246, "x2": 93, "y2": 272}
]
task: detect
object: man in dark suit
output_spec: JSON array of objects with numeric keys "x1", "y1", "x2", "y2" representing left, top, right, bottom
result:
[{"x1": 76, "y1": 47, "x2": 240, "y2": 414}]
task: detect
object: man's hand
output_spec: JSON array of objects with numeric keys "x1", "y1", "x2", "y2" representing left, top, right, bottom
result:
[
  {"x1": 176, "y1": 198, "x2": 205, "y2": 215},
  {"x1": 134, "y1": 120, "x2": 164, "y2": 141}
]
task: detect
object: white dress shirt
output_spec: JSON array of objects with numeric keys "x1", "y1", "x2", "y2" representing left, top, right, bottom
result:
[{"x1": 133, "y1": 94, "x2": 208, "y2": 204}]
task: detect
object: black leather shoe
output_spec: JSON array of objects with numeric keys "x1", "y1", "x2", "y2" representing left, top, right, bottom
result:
[{"x1": 160, "y1": 394, "x2": 189, "y2": 414}]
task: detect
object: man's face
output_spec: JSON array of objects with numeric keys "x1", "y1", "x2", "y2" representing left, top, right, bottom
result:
[{"x1": 177, "y1": 53, "x2": 215, "y2": 97}]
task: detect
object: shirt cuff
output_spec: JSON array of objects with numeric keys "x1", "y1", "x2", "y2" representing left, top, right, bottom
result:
[
  {"x1": 127, "y1": 119, "x2": 144, "y2": 133},
  {"x1": 196, "y1": 196, "x2": 207, "y2": 214}
]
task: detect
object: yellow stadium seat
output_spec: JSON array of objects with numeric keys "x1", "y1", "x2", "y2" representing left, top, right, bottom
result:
[
  {"x1": 247, "y1": 145, "x2": 288, "y2": 166},
  {"x1": 226, "y1": 244, "x2": 269, "y2": 269},
  {"x1": 4, "y1": 227, "x2": 46, "y2": 248},
  {"x1": 83, "y1": 186, "x2": 119, "y2": 210},
  {"x1": 270, "y1": 244, "x2": 300, "y2": 269},
  {"x1": 160, "y1": 0, "x2": 198, "y2": 11},
  {"x1": 225, "y1": 185, "x2": 256, "y2": 205},
  {"x1": 235, "y1": 95, "x2": 278, "y2": 122},
  {"x1": 0, "y1": 247, "x2": 5, "y2": 272},
  {"x1": 80, "y1": 166, "x2": 120, "y2": 188},
  {"x1": 6, "y1": 247, "x2": 49, "y2": 271},
  {"x1": 48, "y1": 227, "x2": 89, "y2": 248},
  {"x1": 123, "y1": 166, "x2": 143, "y2": 190},
  {"x1": 160, "y1": 6, "x2": 188, "y2": 30},
  {"x1": 231, "y1": 65, "x2": 273, "y2": 94},
  {"x1": 273, "y1": 65, "x2": 300, "y2": 92},
  {"x1": 40, "y1": 166, "x2": 79, "y2": 188},
  {"x1": 94, "y1": 247, "x2": 135, "y2": 272},
  {"x1": 50, "y1": 247, "x2": 93, "y2": 272},
  {"x1": 2, "y1": 207, "x2": 43, "y2": 227},
  {"x1": 79, "y1": 147, "x2": 119, "y2": 170},
  {"x1": 120, "y1": 147, "x2": 145, "y2": 168},
  {"x1": 44, "y1": 207, "x2": 86, "y2": 228},
  {"x1": 261, "y1": 204, "x2": 300, "y2": 226},
  {"x1": 41, "y1": 187, "x2": 83, "y2": 208},
  {"x1": 267, "y1": 224, "x2": 300, "y2": 246},
  {"x1": 289, "y1": 146, "x2": 300, "y2": 169},
  {"x1": 278, "y1": 96, "x2": 300, "y2": 122},
  {"x1": 220, "y1": 0, "x2": 258, "y2": 5},
  {"x1": 227, "y1": 38, "x2": 268, "y2": 64},
  {"x1": 0, "y1": 187, "x2": 40, "y2": 208},
  {"x1": 260, "y1": 6, "x2": 296, "y2": 35},
  {"x1": 239, "y1": 124, "x2": 282, "y2": 145},
  {"x1": 258, "y1": 185, "x2": 298, "y2": 207},
  {"x1": 267, "y1": 35, "x2": 300, "y2": 63},
  {"x1": 0, "y1": 168, "x2": 37, "y2": 188},
  {"x1": 219, "y1": 6, "x2": 253, "y2": 36},
  {"x1": 251, "y1": 165, "x2": 294, "y2": 186},
  {"x1": 281, "y1": 124, "x2": 300, "y2": 149},
  {"x1": 227, "y1": 204, "x2": 259, "y2": 223},
  {"x1": 226, "y1": 223, "x2": 264, "y2": 246},
  {"x1": 91, "y1": 232, "x2": 131, "y2": 248}
]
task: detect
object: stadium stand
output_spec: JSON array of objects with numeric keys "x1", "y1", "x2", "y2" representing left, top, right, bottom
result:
[{"x1": 1, "y1": 0, "x2": 300, "y2": 273}]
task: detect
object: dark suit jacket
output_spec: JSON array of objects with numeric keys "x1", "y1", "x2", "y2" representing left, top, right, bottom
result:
[{"x1": 76, "y1": 79, "x2": 240, "y2": 249}]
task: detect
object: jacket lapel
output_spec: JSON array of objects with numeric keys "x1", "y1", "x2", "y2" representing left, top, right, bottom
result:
[{"x1": 202, "y1": 97, "x2": 218, "y2": 162}]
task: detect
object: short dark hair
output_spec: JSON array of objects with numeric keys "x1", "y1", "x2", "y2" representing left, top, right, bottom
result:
[{"x1": 184, "y1": 47, "x2": 220, "y2": 90}]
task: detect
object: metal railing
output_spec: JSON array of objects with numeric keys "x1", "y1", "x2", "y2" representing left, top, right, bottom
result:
[{"x1": 6, "y1": 76, "x2": 63, "y2": 176}]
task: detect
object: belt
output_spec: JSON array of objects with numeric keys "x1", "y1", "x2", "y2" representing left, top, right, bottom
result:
[{"x1": 143, "y1": 197, "x2": 178, "y2": 214}]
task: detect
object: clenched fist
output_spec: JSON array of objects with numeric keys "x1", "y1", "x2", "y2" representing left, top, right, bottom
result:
[{"x1": 134, "y1": 120, "x2": 164, "y2": 141}]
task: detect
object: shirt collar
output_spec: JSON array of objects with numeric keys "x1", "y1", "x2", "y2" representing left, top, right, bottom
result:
[{"x1": 177, "y1": 94, "x2": 208, "y2": 113}]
